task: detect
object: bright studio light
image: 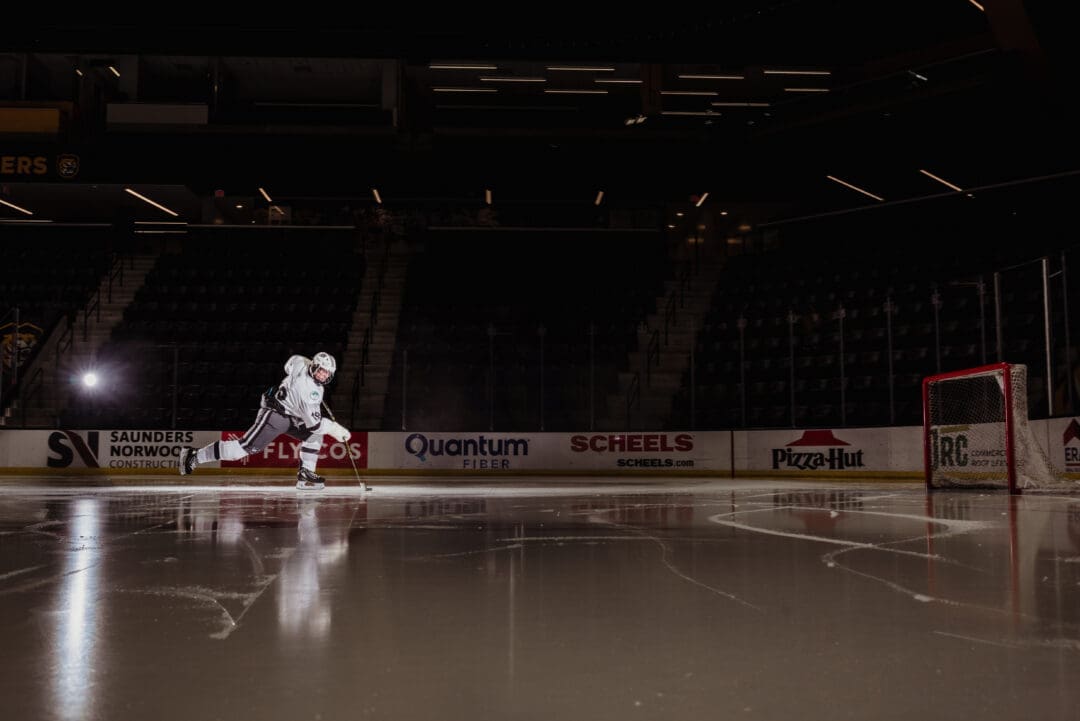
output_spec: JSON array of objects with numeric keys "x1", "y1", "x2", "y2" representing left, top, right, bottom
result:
[{"x1": 82, "y1": 372, "x2": 99, "y2": 388}]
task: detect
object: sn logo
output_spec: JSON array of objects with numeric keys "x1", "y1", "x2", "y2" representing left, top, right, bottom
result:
[{"x1": 47, "y1": 431, "x2": 100, "y2": 468}]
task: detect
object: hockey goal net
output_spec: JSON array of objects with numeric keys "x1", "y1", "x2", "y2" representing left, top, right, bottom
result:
[{"x1": 923, "y1": 362, "x2": 1072, "y2": 493}]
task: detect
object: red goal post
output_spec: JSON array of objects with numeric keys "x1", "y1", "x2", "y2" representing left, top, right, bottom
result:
[{"x1": 923, "y1": 362, "x2": 1069, "y2": 494}]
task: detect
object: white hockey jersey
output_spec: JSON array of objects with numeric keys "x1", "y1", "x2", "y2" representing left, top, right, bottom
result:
[{"x1": 262, "y1": 355, "x2": 324, "y2": 429}]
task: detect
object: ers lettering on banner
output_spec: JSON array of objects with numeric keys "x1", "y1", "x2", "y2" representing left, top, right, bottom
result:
[
  {"x1": 570, "y1": 433, "x2": 694, "y2": 453},
  {"x1": 0, "y1": 156, "x2": 48, "y2": 175}
]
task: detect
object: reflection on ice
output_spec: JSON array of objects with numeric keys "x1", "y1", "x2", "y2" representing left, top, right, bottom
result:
[
  {"x1": 0, "y1": 480, "x2": 1077, "y2": 721},
  {"x1": 52, "y1": 498, "x2": 102, "y2": 721}
]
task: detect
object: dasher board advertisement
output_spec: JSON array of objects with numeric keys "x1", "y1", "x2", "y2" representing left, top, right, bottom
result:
[
  {"x1": 0, "y1": 429, "x2": 366, "y2": 473},
  {"x1": 367, "y1": 432, "x2": 731, "y2": 472},
  {"x1": 736, "y1": 427, "x2": 922, "y2": 476}
]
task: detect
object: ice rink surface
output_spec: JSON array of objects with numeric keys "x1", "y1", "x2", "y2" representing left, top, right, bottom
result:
[{"x1": 1, "y1": 475, "x2": 1078, "y2": 721}]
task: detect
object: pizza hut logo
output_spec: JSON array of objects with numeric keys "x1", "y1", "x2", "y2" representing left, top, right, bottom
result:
[{"x1": 771, "y1": 430, "x2": 865, "y2": 470}]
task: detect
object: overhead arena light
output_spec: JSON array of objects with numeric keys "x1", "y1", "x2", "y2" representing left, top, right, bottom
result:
[
  {"x1": 678, "y1": 74, "x2": 744, "y2": 80},
  {"x1": 429, "y1": 63, "x2": 498, "y2": 70},
  {"x1": 546, "y1": 66, "x2": 615, "y2": 72},
  {"x1": 372, "y1": 188, "x2": 383, "y2": 204},
  {"x1": 918, "y1": 169, "x2": 964, "y2": 192},
  {"x1": 124, "y1": 188, "x2": 179, "y2": 217},
  {"x1": 826, "y1": 175, "x2": 884, "y2": 202},
  {"x1": 695, "y1": 192, "x2": 709, "y2": 207},
  {"x1": 258, "y1": 187, "x2": 272, "y2": 202},
  {"x1": 764, "y1": 69, "x2": 831, "y2": 76},
  {"x1": 479, "y1": 76, "x2": 546, "y2": 83},
  {"x1": 594, "y1": 191, "x2": 604, "y2": 206},
  {"x1": 0, "y1": 198, "x2": 34, "y2": 216},
  {"x1": 433, "y1": 87, "x2": 498, "y2": 93}
]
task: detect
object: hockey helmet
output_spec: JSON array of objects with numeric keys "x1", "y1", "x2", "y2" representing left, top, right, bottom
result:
[{"x1": 309, "y1": 352, "x2": 337, "y2": 386}]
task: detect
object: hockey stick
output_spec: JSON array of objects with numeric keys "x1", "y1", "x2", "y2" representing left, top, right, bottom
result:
[{"x1": 322, "y1": 401, "x2": 369, "y2": 492}]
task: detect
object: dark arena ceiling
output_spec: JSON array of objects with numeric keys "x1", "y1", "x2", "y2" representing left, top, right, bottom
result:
[{"x1": 1, "y1": 3, "x2": 1078, "y2": 227}]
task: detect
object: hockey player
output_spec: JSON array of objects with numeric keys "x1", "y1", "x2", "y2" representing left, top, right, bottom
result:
[{"x1": 179, "y1": 352, "x2": 351, "y2": 490}]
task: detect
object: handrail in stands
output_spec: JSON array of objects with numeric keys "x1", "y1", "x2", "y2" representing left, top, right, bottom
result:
[
  {"x1": 0, "y1": 306, "x2": 16, "y2": 413},
  {"x1": 645, "y1": 329, "x2": 660, "y2": 388},
  {"x1": 20, "y1": 366, "x2": 44, "y2": 427},
  {"x1": 626, "y1": 371, "x2": 640, "y2": 430},
  {"x1": 351, "y1": 232, "x2": 393, "y2": 427},
  {"x1": 106, "y1": 254, "x2": 125, "y2": 303}
]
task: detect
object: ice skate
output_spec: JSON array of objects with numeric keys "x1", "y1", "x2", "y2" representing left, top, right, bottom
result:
[
  {"x1": 296, "y1": 467, "x2": 326, "y2": 490},
  {"x1": 179, "y1": 446, "x2": 198, "y2": 476}
]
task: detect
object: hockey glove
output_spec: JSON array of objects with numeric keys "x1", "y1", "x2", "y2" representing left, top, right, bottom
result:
[{"x1": 324, "y1": 419, "x2": 351, "y2": 443}]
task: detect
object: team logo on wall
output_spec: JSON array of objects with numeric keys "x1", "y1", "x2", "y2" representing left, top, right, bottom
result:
[
  {"x1": 771, "y1": 429, "x2": 865, "y2": 471},
  {"x1": 47, "y1": 431, "x2": 101, "y2": 468},
  {"x1": 1062, "y1": 419, "x2": 1080, "y2": 471},
  {"x1": 57, "y1": 154, "x2": 80, "y2": 179},
  {"x1": 0, "y1": 321, "x2": 43, "y2": 370}
]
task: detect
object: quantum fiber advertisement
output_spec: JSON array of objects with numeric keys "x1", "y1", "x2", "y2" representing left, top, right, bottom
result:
[{"x1": 366, "y1": 432, "x2": 730, "y2": 472}]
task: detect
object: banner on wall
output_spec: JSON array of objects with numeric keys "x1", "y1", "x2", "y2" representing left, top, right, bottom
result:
[
  {"x1": 366, "y1": 432, "x2": 730, "y2": 472},
  {"x1": 0, "y1": 426, "x2": 962, "y2": 478},
  {"x1": 737, "y1": 426, "x2": 923, "y2": 475},
  {"x1": 0, "y1": 149, "x2": 80, "y2": 179},
  {"x1": 0, "y1": 429, "x2": 368, "y2": 471},
  {"x1": 35, "y1": 430, "x2": 218, "y2": 470},
  {"x1": 219, "y1": 431, "x2": 367, "y2": 469},
  {"x1": 1038, "y1": 417, "x2": 1078, "y2": 473},
  {"x1": 1, "y1": 321, "x2": 43, "y2": 371}
]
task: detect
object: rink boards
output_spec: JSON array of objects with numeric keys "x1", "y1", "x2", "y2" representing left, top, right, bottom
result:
[{"x1": 1, "y1": 420, "x2": 1079, "y2": 480}]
